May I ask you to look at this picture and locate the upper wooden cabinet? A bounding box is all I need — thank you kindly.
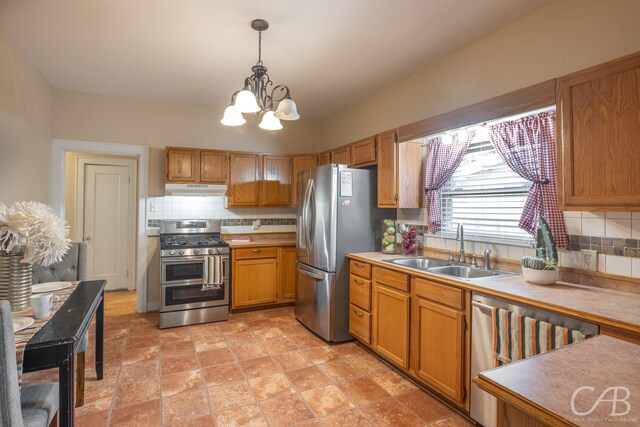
[166,148,227,184]
[291,154,318,207]
[557,52,640,210]
[166,148,199,183]
[261,155,291,206]
[199,151,227,184]
[377,130,423,208]
[331,146,351,166]
[228,153,260,207]
[318,151,331,166]
[351,137,377,167]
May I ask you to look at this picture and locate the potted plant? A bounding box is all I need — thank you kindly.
[0,202,70,310]
[521,217,558,285]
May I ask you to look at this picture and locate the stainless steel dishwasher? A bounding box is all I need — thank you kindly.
[470,292,599,427]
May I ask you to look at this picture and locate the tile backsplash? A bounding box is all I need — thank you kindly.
[146,196,296,234]
[400,209,640,279]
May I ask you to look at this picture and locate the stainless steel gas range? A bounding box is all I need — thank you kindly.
[159,219,229,328]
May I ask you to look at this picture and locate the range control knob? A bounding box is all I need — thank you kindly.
[178,249,185,255]
[169,249,176,255]
[193,249,200,255]
[208,248,215,254]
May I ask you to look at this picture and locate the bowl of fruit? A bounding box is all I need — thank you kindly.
[381,219,397,254]
[400,225,418,256]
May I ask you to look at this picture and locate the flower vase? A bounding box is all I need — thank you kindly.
[0,254,33,311]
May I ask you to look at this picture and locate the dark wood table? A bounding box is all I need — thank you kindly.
[22,280,107,427]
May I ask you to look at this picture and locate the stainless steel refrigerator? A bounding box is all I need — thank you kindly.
[295,164,395,342]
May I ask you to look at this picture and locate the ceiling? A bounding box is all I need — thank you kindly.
[0,0,550,119]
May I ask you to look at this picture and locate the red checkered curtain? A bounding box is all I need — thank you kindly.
[424,131,473,233]
[488,111,568,248]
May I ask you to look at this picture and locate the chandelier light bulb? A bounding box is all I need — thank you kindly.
[221,105,246,126]
[274,97,300,121]
[233,89,260,113]
[258,111,283,130]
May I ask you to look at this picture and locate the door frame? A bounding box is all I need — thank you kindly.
[52,139,149,313]
[76,157,138,291]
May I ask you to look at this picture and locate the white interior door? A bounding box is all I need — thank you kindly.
[79,160,137,291]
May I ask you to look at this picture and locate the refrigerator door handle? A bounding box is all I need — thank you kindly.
[303,178,314,250]
[307,180,316,249]
[298,268,325,281]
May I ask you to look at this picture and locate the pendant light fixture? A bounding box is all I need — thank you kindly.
[221,19,300,130]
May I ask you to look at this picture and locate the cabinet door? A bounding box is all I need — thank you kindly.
[351,137,377,167]
[200,150,227,184]
[331,146,351,166]
[291,155,318,207]
[372,284,410,369]
[318,151,331,166]
[262,155,291,206]
[557,52,640,210]
[280,247,297,302]
[377,130,398,207]
[233,258,278,308]
[228,153,260,207]
[166,148,199,183]
[415,298,465,404]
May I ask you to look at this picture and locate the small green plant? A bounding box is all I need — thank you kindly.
[521,217,559,271]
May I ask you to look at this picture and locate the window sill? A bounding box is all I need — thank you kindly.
[428,232,535,248]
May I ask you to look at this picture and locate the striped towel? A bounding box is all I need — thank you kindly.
[492,307,586,367]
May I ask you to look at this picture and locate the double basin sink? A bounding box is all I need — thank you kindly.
[384,257,516,281]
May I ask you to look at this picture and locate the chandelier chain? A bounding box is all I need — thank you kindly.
[257,30,262,65]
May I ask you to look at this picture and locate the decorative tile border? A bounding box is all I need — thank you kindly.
[221,218,296,226]
[568,235,638,258]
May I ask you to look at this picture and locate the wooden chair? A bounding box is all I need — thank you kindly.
[31,242,89,407]
[0,301,59,427]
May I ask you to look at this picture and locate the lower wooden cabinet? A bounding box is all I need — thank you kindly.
[232,244,297,309]
[372,283,410,369]
[415,298,466,404]
[280,247,297,302]
[349,304,371,344]
[349,260,470,410]
[233,257,278,308]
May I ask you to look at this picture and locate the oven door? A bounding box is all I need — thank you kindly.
[161,257,205,285]
[160,282,229,312]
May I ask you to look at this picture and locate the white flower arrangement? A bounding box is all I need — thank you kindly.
[0,201,71,266]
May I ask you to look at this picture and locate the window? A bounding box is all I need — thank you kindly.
[438,128,533,244]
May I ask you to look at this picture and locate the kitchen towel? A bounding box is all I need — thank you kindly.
[492,306,586,367]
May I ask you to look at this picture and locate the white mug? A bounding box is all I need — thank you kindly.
[30,293,60,319]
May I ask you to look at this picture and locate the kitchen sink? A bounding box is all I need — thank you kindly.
[384,257,516,280]
[385,257,450,270]
[428,265,516,279]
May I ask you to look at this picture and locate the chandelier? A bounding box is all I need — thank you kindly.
[221,19,300,130]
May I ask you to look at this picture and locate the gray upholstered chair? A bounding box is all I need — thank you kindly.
[32,242,89,407]
[0,301,59,427]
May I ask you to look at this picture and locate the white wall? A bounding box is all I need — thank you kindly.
[0,29,53,203]
[318,0,640,148]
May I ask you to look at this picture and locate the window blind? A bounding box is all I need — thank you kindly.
[439,139,534,244]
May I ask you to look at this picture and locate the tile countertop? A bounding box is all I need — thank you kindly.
[347,252,640,334]
[474,335,640,426]
[225,238,296,248]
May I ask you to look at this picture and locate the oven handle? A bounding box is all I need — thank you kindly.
[161,257,206,264]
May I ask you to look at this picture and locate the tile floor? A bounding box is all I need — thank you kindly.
[22,307,473,427]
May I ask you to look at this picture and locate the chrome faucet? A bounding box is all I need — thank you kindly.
[456,223,465,263]
[483,249,492,270]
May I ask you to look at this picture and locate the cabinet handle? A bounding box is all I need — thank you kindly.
[394,194,398,201]
[353,310,364,318]
[354,279,364,285]
[354,262,364,268]
[252,249,262,253]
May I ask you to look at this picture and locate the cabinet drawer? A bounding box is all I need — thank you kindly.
[234,247,278,260]
[350,274,372,312]
[415,278,464,310]
[350,260,371,279]
[373,267,409,293]
[349,304,371,344]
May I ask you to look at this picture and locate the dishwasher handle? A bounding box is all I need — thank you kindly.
[471,300,494,312]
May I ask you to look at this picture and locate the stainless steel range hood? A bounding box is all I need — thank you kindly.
[164,183,227,196]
